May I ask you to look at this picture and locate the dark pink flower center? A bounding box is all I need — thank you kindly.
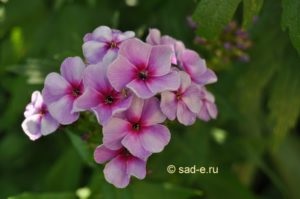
[175,91,183,100]
[119,148,133,161]
[104,95,114,104]
[132,123,141,131]
[107,41,119,49]
[69,83,83,99]
[102,90,120,105]
[72,88,82,97]
[39,106,48,115]
[138,70,148,81]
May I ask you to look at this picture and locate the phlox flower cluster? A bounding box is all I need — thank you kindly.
[22,26,218,188]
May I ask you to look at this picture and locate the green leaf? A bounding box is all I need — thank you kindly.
[8,192,75,199]
[242,0,264,28]
[67,130,95,166]
[268,56,300,148]
[272,135,300,199]
[192,0,241,39]
[281,0,300,54]
[44,147,83,192]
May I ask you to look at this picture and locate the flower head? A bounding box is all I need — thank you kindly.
[94,145,147,188]
[108,38,180,99]
[197,87,218,121]
[22,91,59,140]
[179,49,217,85]
[42,57,85,125]
[146,28,185,65]
[160,71,201,126]
[74,62,132,125]
[103,97,170,159]
[83,26,135,64]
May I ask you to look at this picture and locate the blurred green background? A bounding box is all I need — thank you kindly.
[0,0,300,198]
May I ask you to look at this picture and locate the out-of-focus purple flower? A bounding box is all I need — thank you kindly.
[94,145,147,188]
[146,28,185,64]
[223,42,232,50]
[198,87,218,121]
[22,91,59,141]
[74,62,132,125]
[102,97,170,160]
[194,36,207,45]
[238,54,250,62]
[186,16,198,30]
[160,71,201,126]
[107,38,180,99]
[179,49,217,85]
[42,57,85,125]
[83,26,135,64]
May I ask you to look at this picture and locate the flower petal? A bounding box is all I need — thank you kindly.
[42,73,70,105]
[103,118,130,150]
[146,28,161,45]
[48,95,79,125]
[140,124,171,153]
[147,71,180,94]
[121,134,151,160]
[148,45,172,76]
[60,57,85,85]
[94,145,118,164]
[83,63,110,91]
[31,91,43,109]
[197,105,210,121]
[160,91,177,120]
[180,49,207,81]
[83,33,93,42]
[127,157,147,179]
[107,55,136,91]
[92,26,112,41]
[141,97,166,125]
[111,94,133,115]
[24,103,36,118]
[116,31,135,42]
[73,87,102,112]
[182,84,201,114]
[92,103,112,125]
[178,71,192,92]
[197,68,218,85]
[127,79,154,99]
[21,114,41,141]
[40,114,59,136]
[104,156,130,188]
[119,38,152,66]
[176,101,196,126]
[82,41,107,64]
[125,96,144,123]
[207,102,218,119]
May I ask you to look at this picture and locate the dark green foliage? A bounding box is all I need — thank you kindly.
[1,0,300,198]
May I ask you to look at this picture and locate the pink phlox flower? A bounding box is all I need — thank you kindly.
[42,57,85,125]
[83,26,135,64]
[178,49,217,85]
[102,96,170,160]
[146,28,185,65]
[198,87,218,121]
[160,71,201,126]
[94,144,147,188]
[22,91,59,140]
[73,62,132,125]
[108,38,180,99]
